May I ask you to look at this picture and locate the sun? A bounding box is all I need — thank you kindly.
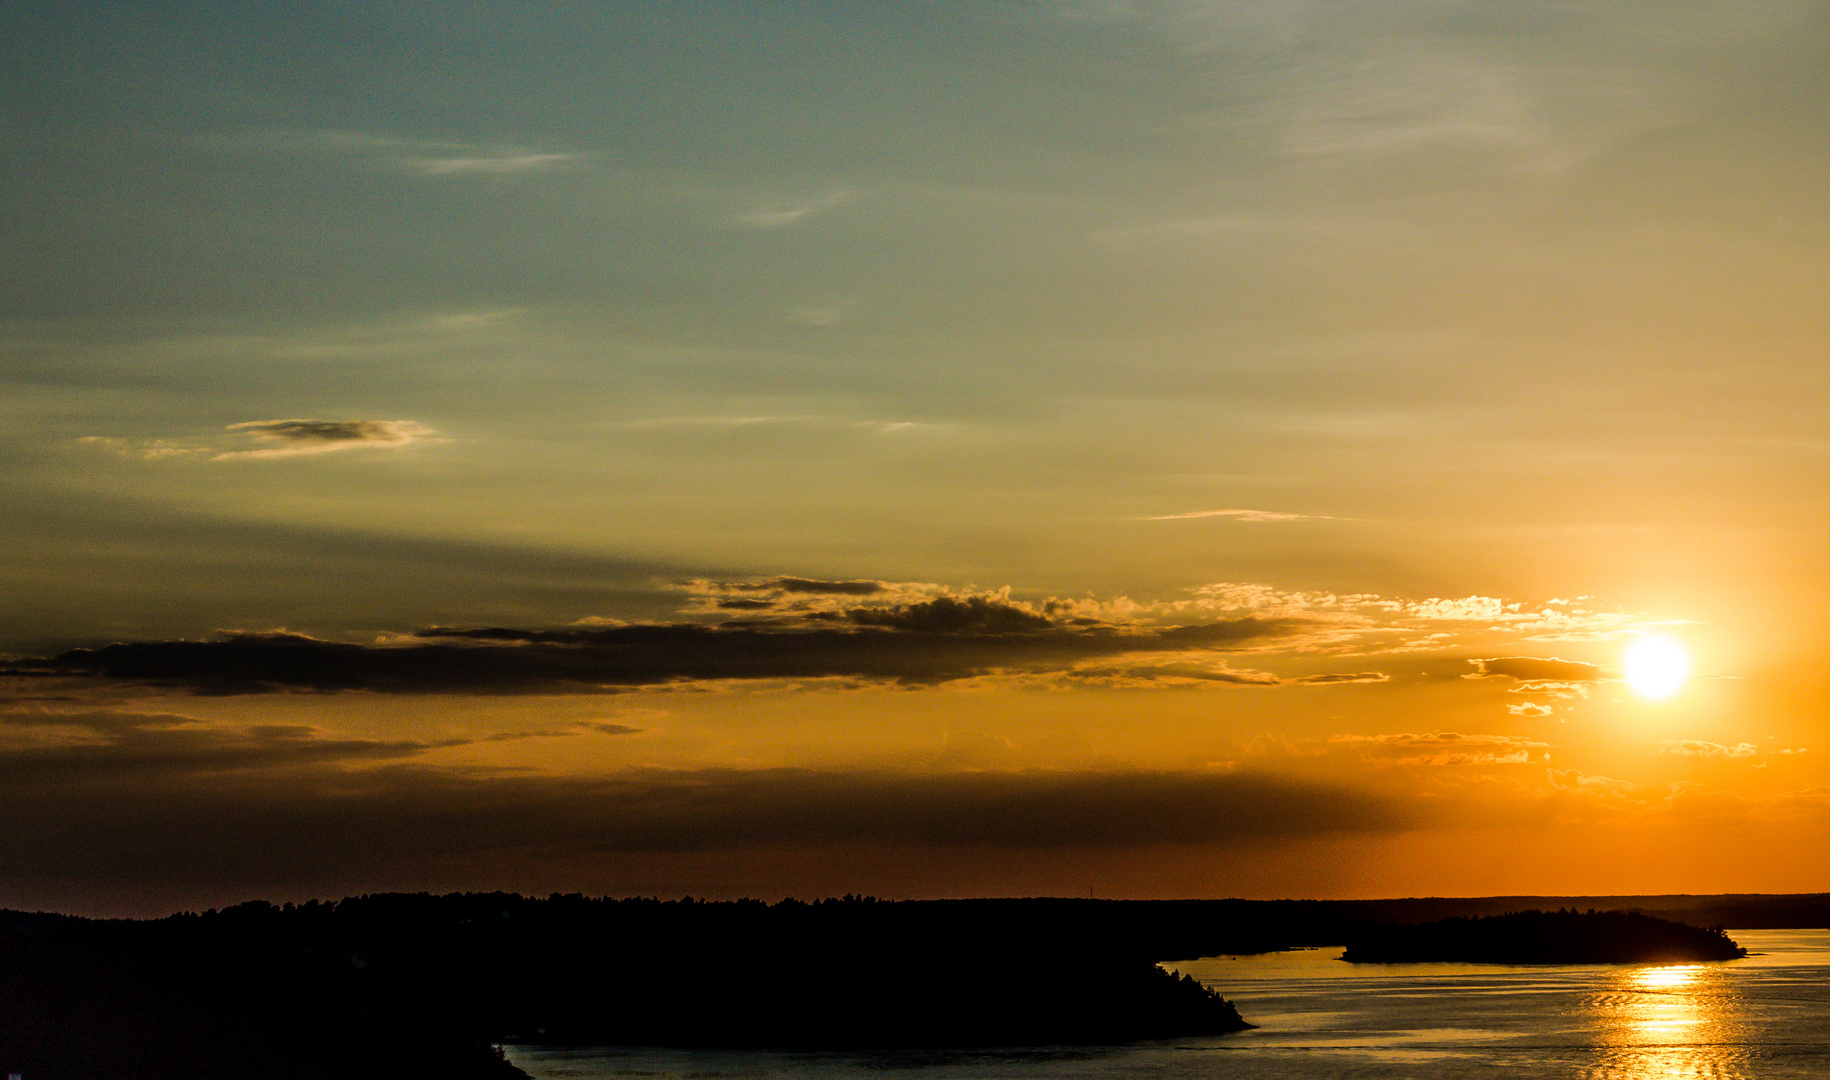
[1624,636,1690,700]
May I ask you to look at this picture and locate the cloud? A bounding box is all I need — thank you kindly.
[1509,682,1588,700]
[674,577,1666,667]
[846,595,1055,634]
[1054,656,1284,689]
[22,597,1313,696]
[1333,732,1549,750]
[0,760,1431,911]
[1289,671,1389,685]
[732,192,854,229]
[258,129,585,178]
[680,580,1080,625]
[1176,585,1668,647]
[1507,702,1554,717]
[0,709,438,783]
[1141,508,1325,522]
[216,419,434,459]
[400,152,582,176]
[1467,656,1604,682]
[1278,48,1551,164]
[696,577,889,597]
[77,420,437,463]
[1411,596,1510,620]
[1153,619,1297,644]
[1547,769,1631,791]
[1330,732,1550,766]
[15,572,1677,697]
[1659,740,1759,759]
[76,436,210,461]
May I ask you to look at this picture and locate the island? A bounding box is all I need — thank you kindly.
[1341,908,1748,964]
[0,893,1254,1079]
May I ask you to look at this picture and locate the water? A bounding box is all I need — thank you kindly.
[506,929,1830,1079]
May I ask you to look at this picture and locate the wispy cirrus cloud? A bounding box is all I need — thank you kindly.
[402,152,581,175]
[732,191,854,229]
[1140,508,1330,522]
[75,436,211,462]
[247,129,585,177]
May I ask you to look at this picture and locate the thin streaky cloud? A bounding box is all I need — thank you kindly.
[250,129,584,178]
[403,152,584,176]
[1141,508,1331,522]
[732,191,855,230]
[76,436,209,461]
[621,415,941,436]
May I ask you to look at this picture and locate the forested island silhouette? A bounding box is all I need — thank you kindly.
[0,893,1247,1079]
[2,891,1814,1078]
[1342,908,1748,964]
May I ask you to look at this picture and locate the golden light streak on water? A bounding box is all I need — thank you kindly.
[1582,963,1751,1079]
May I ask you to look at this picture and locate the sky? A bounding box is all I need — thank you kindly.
[5,0,1830,916]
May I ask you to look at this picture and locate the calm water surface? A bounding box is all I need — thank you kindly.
[507,929,1830,1079]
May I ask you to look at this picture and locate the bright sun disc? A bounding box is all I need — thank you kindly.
[1624,636,1690,700]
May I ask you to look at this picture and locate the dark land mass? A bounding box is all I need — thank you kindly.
[1301,892,1830,935]
[0,894,1250,1079]
[1340,908,1748,964]
[2,890,1819,1077]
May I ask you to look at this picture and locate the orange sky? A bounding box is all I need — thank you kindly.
[4,1,1829,914]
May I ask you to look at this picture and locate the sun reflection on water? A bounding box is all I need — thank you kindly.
[1633,965,1700,991]
[1582,963,1752,1079]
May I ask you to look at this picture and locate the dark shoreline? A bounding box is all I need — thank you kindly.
[3,891,1822,1077]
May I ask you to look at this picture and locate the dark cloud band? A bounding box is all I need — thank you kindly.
[24,604,1300,694]
[0,762,1426,913]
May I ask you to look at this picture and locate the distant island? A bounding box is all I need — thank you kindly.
[1341,909,1748,965]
